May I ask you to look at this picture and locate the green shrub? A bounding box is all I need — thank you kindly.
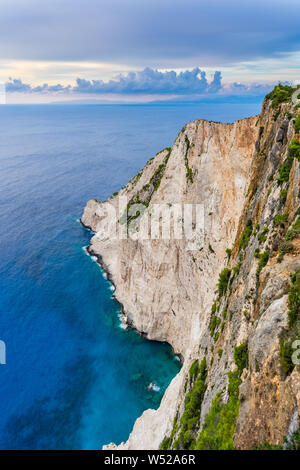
[257,251,270,276]
[280,188,288,204]
[120,148,171,226]
[226,248,232,259]
[239,220,253,251]
[278,159,292,183]
[274,213,289,227]
[287,269,300,327]
[266,84,294,109]
[218,349,223,358]
[233,261,242,276]
[295,114,300,133]
[279,241,295,254]
[258,226,269,243]
[195,365,243,450]
[289,138,300,159]
[159,415,179,450]
[159,436,172,450]
[184,136,194,183]
[174,358,207,449]
[214,332,219,342]
[285,217,300,240]
[189,360,199,381]
[194,392,239,450]
[210,315,221,337]
[227,370,242,398]
[234,342,248,375]
[217,268,231,297]
[278,139,300,183]
[280,338,294,374]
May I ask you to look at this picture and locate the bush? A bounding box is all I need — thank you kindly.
[278,159,292,183]
[226,248,232,259]
[287,269,300,327]
[233,261,242,276]
[280,188,288,204]
[279,241,295,254]
[210,315,221,337]
[266,84,294,109]
[289,138,300,159]
[227,370,242,398]
[258,226,269,243]
[278,139,300,183]
[194,350,245,450]
[239,220,253,251]
[174,358,207,449]
[189,360,199,381]
[295,114,300,133]
[234,342,248,375]
[285,217,300,240]
[274,213,289,227]
[217,268,231,297]
[194,392,239,450]
[257,251,270,276]
[160,436,172,450]
[280,338,294,374]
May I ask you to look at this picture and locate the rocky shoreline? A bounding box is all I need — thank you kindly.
[82,87,300,450]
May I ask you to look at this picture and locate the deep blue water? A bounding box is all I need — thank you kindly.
[0,101,261,449]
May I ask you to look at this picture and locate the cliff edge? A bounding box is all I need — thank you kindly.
[82,85,300,450]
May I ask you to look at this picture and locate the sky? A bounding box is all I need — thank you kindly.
[1,0,300,103]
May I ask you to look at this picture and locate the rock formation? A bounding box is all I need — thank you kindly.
[82,85,300,450]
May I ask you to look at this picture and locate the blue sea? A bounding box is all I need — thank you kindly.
[0,101,261,450]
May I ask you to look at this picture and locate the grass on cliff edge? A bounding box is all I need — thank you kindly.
[161,342,248,451]
[266,84,297,109]
[194,342,248,450]
[280,269,300,375]
[160,358,208,450]
[278,139,300,184]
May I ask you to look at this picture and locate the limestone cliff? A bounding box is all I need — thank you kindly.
[82,85,300,450]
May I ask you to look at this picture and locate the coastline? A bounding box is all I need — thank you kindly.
[80,101,300,449]
[81,217,183,355]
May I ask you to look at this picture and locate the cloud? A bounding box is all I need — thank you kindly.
[0,0,299,67]
[73,68,222,94]
[5,78,32,93]
[6,78,71,94]
[5,68,275,100]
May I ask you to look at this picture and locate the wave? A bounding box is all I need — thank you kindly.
[118,313,127,330]
[147,382,160,392]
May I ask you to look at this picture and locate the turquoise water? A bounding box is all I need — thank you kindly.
[0,101,261,449]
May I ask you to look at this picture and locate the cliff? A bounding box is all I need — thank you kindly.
[82,84,300,450]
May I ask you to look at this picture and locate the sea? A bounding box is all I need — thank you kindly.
[0,100,261,449]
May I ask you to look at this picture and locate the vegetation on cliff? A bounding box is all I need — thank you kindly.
[194,343,248,450]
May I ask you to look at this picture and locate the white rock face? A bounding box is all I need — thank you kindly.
[82,99,300,449]
[81,117,259,449]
